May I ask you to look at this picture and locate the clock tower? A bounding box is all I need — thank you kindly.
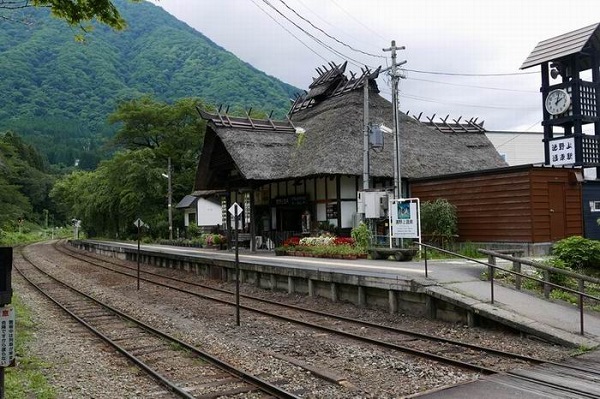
[521,23,600,173]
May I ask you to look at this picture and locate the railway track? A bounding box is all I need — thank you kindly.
[54,242,539,371]
[15,246,300,399]
[52,241,600,398]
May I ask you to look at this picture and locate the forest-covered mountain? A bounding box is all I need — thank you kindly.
[0,0,300,167]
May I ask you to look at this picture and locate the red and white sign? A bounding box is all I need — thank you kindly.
[0,305,15,367]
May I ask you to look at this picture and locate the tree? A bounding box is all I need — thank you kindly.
[1,0,140,30]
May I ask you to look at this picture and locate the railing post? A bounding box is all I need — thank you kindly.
[487,254,495,281]
[543,270,551,298]
[514,261,522,290]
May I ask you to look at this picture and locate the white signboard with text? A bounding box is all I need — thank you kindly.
[389,198,421,239]
[0,305,15,367]
[549,137,575,166]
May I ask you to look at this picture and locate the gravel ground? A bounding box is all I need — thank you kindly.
[13,241,575,398]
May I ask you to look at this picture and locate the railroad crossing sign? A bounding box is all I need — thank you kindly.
[228,202,243,216]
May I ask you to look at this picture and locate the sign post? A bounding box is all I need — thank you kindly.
[228,202,243,326]
[0,247,15,399]
[133,218,146,291]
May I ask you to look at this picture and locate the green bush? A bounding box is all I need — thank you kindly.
[351,222,372,250]
[420,198,457,247]
[540,257,573,286]
[552,236,600,269]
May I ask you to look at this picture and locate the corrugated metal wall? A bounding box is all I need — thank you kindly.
[411,167,582,243]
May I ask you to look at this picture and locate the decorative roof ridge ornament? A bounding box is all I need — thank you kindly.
[195,106,295,132]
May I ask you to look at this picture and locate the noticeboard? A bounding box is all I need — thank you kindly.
[389,198,421,239]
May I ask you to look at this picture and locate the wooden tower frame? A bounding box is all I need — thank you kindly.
[521,23,600,172]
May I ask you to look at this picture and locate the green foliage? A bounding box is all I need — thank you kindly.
[187,222,201,239]
[551,235,600,269]
[540,257,574,287]
[0,1,300,167]
[351,222,372,250]
[6,295,56,398]
[420,198,458,247]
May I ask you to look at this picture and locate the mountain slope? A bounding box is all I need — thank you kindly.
[0,0,299,166]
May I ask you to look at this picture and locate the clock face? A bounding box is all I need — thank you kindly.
[545,89,571,115]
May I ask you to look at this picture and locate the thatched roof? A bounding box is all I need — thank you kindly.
[194,66,507,191]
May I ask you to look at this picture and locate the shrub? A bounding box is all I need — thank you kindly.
[552,236,600,269]
[420,199,457,247]
[351,222,372,250]
[540,257,573,287]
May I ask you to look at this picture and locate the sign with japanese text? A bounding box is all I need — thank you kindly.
[549,137,575,166]
[0,305,15,367]
[389,198,420,239]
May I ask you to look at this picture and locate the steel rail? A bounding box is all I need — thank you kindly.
[17,247,299,399]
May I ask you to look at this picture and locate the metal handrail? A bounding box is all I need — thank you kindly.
[415,242,600,335]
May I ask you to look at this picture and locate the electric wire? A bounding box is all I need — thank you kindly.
[330,0,388,42]
[406,76,538,93]
[259,0,375,69]
[249,0,329,63]
[275,0,386,59]
[404,68,539,77]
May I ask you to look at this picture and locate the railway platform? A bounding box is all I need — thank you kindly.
[78,240,600,349]
[74,240,600,398]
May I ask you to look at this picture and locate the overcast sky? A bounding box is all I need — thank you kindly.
[149,0,600,132]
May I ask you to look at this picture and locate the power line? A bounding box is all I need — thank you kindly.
[397,91,539,110]
[259,0,372,69]
[249,0,329,63]
[404,68,538,77]
[275,0,386,59]
[406,76,538,93]
[330,0,388,41]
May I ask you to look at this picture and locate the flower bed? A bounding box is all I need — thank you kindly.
[276,235,366,259]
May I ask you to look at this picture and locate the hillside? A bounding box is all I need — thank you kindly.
[0,0,300,167]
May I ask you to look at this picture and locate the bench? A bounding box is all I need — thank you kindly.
[368,247,418,261]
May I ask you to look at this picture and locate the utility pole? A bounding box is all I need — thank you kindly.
[383,41,406,199]
[363,75,370,191]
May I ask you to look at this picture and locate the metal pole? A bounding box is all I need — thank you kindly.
[580,293,584,335]
[490,266,495,304]
[383,41,406,199]
[424,246,428,278]
[235,215,240,326]
[137,225,141,291]
[363,78,370,190]
[167,157,173,240]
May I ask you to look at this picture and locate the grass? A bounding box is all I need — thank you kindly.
[5,294,56,398]
[0,226,72,246]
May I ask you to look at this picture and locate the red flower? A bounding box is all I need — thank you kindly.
[333,237,355,246]
[283,236,301,247]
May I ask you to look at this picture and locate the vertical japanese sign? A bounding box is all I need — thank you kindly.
[0,305,14,367]
[549,137,575,166]
[389,198,420,239]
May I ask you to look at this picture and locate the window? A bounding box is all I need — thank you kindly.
[189,212,197,224]
[590,201,600,212]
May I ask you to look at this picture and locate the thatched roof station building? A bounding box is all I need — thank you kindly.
[192,62,506,245]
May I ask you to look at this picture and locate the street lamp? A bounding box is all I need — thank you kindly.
[162,157,173,240]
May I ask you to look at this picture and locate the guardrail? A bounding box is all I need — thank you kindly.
[416,242,600,335]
